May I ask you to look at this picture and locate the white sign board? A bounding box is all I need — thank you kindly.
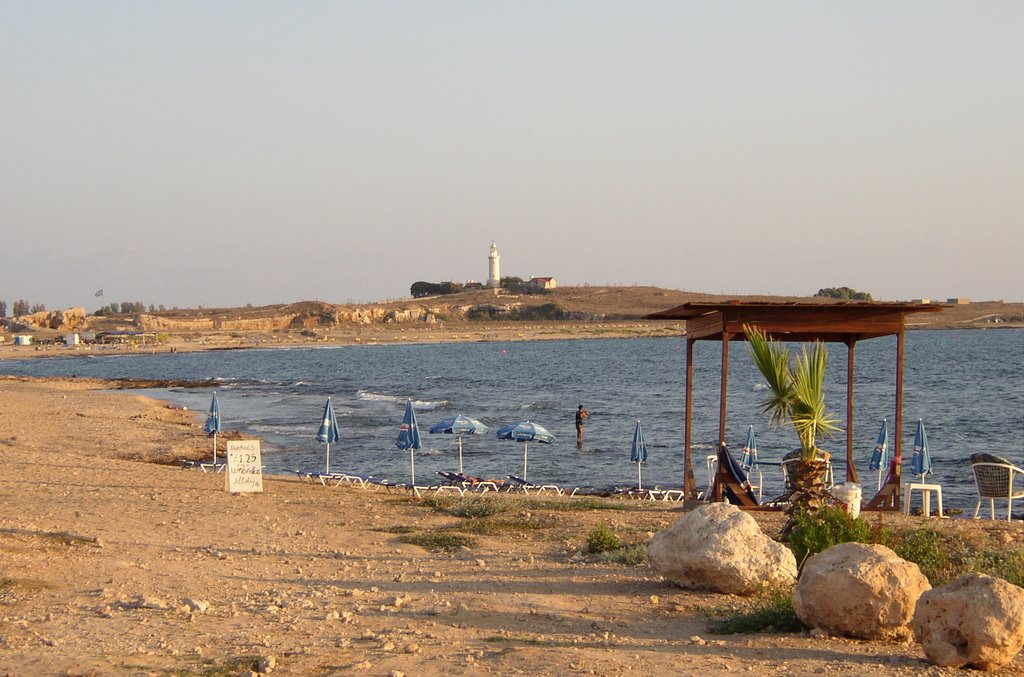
[225,440,263,493]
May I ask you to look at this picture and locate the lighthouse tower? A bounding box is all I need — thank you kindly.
[486,242,501,288]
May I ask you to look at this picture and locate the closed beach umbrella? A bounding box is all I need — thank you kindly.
[204,392,222,464]
[630,419,649,490]
[869,419,889,489]
[316,397,341,474]
[740,425,758,473]
[496,421,555,482]
[429,414,490,475]
[910,419,931,481]
[396,399,422,486]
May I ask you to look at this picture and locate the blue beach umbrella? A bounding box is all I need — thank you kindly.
[910,419,931,481]
[869,419,889,489]
[429,414,490,475]
[204,392,222,464]
[396,399,422,486]
[630,419,649,490]
[316,397,341,474]
[496,421,556,482]
[740,425,758,474]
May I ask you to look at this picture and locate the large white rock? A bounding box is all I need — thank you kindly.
[793,542,930,640]
[913,573,1024,671]
[647,503,797,596]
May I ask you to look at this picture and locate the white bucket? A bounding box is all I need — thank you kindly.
[830,482,862,519]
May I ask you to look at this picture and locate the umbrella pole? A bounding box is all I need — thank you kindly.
[523,442,529,482]
[638,461,642,491]
[458,436,464,475]
[326,443,330,475]
[410,449,416,487]
[213,432,217,465]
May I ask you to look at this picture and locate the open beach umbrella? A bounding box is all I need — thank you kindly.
[203,392,222,464]
[429,414,490,475]
[869,419,889,489]
[910,419,931,482]
[739,425,758,474]
[496,421,555,482]
[316,397,341,474]
[630,419,648,490]
[396,399,422,486]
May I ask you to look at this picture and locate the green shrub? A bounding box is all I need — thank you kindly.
[597,543,648,565]
[708,588,805,635]
[974,550,1024,588]
[526,497,637,512]
[587,524,622,553]
[400,532,476,551]
[891,528,952,582]
[456,517,554,535]
[786,506,875,566]
[888,527,1023,588]
[421,494,521,518]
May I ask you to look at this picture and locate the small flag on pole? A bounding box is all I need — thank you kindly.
[94,289,103,297]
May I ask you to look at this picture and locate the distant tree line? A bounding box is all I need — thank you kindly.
[466,302,572,322]
[94,302,166,316]
[0,300,46,317]
[815,287,873,301]
[410,276,545,298]
[410,281,467,298]
[0,299,170,320]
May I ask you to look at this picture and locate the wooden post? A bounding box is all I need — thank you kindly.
[846,339,858,484]
[719,331,731,450]
[684,338,695,499]
[894,328,905,511]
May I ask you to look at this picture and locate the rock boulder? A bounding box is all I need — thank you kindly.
[793,542,930,640]
[17,307,87,331]
[647,502,797,596]
[913,573,1024,671]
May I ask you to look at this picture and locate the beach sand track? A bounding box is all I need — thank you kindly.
[0,377,1021,675]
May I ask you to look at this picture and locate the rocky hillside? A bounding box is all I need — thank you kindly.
[10,287,1023,335]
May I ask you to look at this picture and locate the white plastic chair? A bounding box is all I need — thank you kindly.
[971,461,1024,520]
[705,454,718,498]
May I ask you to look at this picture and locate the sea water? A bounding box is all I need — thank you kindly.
[2,329,1021,511]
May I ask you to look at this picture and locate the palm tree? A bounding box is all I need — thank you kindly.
[744,324,840,516]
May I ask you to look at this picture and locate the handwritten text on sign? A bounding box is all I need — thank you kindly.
[225,440,263,493]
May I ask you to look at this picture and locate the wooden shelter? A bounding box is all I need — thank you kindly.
[645,301,942,509]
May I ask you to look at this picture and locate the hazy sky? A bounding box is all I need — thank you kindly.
[2,2,1021,310]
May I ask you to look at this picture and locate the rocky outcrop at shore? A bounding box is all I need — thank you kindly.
[130,301,552,332]
[12,307,88,332]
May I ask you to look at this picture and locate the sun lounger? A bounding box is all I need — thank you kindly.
[430,484,467,496]
[297,471,395,492]
[506,475,564,495]
[568,486,618,497]
[436,471,501,493]
[180,459,225,473]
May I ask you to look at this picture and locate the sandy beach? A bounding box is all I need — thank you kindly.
[0,376,1021,676]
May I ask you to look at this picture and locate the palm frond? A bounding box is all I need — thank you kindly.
[745,327,840,461]
[743,325,792,428]
[790,342,841,457]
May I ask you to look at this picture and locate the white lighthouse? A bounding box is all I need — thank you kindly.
[486,242,501,288]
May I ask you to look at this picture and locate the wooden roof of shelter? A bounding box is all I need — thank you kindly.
[646,300,942,342]
[644,300,943,509]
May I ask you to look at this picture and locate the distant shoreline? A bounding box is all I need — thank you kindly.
[1,317,1020,363]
